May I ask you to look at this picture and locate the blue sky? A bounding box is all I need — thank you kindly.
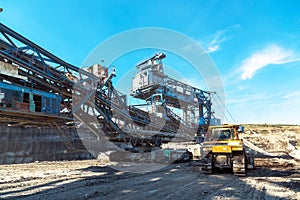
[1,0,300,124]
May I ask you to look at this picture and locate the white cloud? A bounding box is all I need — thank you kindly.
[282,91,300,99]
[202,25,239,53]
[226,93,268,105]
[206,34,230,53]
[207,44,220,53]
[239,44,299,80]
[224,92,295,124]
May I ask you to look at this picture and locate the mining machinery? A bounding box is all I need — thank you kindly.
[130,53,217,139]
[200,124,254,176]
[0,23,255,175]
[0,23,217,155]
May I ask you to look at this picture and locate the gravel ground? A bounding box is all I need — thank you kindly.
[1,125,299,200]
[0,158,299,200]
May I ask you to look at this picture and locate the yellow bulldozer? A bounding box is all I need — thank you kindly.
[200,124,254,176]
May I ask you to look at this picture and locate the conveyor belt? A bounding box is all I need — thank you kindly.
[0,23,196,148]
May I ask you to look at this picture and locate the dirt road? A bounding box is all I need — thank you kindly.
[0,158,299,200]
[1,125,299,199]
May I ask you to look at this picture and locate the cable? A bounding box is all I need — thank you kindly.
[215,93,236,124]
[212,95,230,123]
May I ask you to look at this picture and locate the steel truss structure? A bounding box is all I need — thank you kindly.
[0,23,216,151]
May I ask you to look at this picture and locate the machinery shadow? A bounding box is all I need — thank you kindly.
[0,162,296,200]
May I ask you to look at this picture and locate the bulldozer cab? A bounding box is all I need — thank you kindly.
[205,125,244,141]
[206,128,232,141]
